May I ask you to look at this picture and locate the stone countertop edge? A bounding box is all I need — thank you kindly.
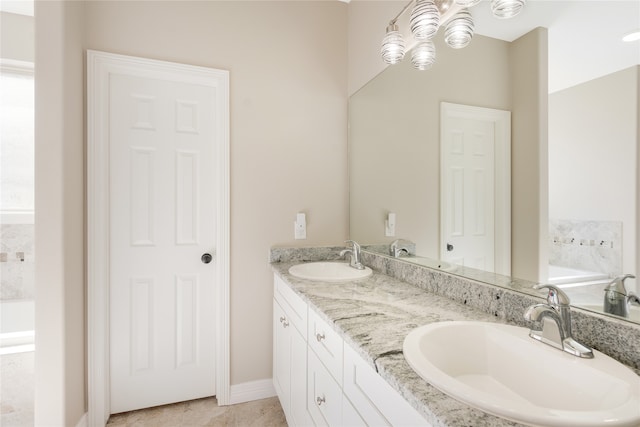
[269,246,640,427]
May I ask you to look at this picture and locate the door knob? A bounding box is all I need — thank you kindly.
[201,253,213,264]
[446,243,454,252]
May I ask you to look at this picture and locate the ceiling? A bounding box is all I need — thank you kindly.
[469,0,640,92]
[0,0,33,16]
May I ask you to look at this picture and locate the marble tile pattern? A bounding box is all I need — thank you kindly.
[549,218,622,276]
[0,224,35,301]
[106,396,286,427]
[271,247,640,427]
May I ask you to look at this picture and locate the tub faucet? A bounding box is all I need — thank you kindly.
[604,274,637,318]
[389,239,415,258]
[340,240,365,270]
[524,284,593,358]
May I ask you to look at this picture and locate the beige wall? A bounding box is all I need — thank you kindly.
[34,1,86,425]
[347,1,398,96]
[1,11,34,62]
[637,66,640,293]
[509,27,549,283]
[36,2,348,423]
[349,32,511,258]
[549,66,638,290]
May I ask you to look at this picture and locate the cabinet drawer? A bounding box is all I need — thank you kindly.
[274,274,308,335]
[308,308,343,385]
[343,345,431,427]
[308,350,343,427]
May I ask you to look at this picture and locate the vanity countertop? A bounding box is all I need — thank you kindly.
[271,261,526,427]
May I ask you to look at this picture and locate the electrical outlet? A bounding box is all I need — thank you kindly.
[294,213,306,240]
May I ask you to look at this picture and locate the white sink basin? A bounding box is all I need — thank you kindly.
[403,321,640,427]
[288,262,372,282]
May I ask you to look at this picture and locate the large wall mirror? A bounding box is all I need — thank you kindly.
[349,0,640,323]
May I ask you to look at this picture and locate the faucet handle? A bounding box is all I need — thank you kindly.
[344,240,360,250]
[534,284,571,307]
[605,274,636,295]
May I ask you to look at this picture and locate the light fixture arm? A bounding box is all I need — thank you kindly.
[388,0,416,26]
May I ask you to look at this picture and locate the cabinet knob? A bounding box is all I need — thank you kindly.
[279,316,289,328]
[316,396,326,406]
[316,332,325,342]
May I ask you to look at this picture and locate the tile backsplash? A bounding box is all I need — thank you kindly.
[1,224,35,301]
[549,219,622,276]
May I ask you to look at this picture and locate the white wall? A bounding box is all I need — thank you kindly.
[549,66,638,290]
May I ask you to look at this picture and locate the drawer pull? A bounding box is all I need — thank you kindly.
[316,396,326,406]
[316,332,325,342]
[280,316,289,328]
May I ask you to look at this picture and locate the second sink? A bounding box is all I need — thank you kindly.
[288,262,372,282]
[403,321,640,427]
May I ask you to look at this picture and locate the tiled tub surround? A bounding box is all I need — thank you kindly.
[270,246,640,427]
[548,218,622,277]
[0,224,35,301]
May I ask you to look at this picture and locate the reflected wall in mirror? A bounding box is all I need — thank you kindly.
[349,0,640,322]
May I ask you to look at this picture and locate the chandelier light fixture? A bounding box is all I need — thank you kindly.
[410,0,441,40]
[444,9,475,49]
[381,0,526,70]
[411,41,437,70]
[381,23,407,65]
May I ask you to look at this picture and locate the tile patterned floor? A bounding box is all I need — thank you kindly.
[0,351,35,427]
[107,396,287,427]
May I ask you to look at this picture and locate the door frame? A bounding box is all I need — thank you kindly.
[440,102,511,275]
[87,50,230,426]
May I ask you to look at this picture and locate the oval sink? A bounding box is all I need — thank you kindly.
[403,321,640,427]
[288,262,372,282]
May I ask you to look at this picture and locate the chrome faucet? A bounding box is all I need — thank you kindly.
[389,239,415,258]
[340,240,365,270]
[604,274,637,318]
[524,284,593,358]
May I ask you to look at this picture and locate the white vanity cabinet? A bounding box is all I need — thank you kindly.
[343,345,431,427]
[273,276,313,426]
[273,274,431,427]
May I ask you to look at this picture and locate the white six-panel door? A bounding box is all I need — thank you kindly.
[440,103,511,275]
[441,115,496,271]
[109,73,217,413]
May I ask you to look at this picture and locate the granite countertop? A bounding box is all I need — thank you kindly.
[271,261,526,427]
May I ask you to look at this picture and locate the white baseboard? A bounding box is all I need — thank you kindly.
[75,412,88,427]
[228,378,276,405]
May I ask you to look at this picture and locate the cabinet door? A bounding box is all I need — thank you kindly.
[291,326,313,426]
[342,395,367,427]
[273,299,291,417]
[308,350,343,426]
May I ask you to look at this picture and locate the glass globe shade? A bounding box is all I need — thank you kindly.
[410,0,440,40]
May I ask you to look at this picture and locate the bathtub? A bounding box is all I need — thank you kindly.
[547,264,610,286]
[0,299,35,354]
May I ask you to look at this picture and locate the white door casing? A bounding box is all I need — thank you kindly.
[88,50,230,425]
[440,102,511,275]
